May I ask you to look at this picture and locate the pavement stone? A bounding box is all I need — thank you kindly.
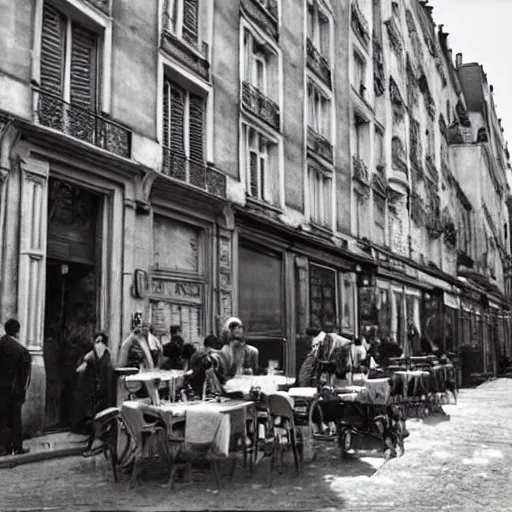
[1,379,512,511]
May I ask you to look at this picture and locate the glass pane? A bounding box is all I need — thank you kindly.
[249,151,258,196]
[153,216,201,272]
[256,59,265,90]
[259,156,265,200]
[342,275,353,331]
[238,245,282,334]
[309,264,337,331]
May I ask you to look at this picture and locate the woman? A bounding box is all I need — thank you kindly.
[117,327,154,370]
[73,332,113,453]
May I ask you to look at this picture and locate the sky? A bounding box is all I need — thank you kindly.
[428,0,512,144]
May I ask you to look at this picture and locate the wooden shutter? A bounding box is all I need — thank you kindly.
[70,22,98,110]
[170,83,185,156]
[182,0,199,44]
[188,94,204,163]
[163,81,170,147]
[40,3,66,95]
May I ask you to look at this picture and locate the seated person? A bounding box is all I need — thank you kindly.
[161,325,185,370]
[220,317,259,378]
[203,334,221,353]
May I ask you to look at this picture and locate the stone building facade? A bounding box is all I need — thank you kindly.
[0,0,511,435]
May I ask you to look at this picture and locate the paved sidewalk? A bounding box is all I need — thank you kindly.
[2,379,512,511]
[0,431,88,469]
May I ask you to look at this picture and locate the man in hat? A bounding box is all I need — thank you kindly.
[220,317,259,378]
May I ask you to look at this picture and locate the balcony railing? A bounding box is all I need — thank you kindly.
[85,0,110,15]
[34,88,131,159]
[307,126,333,163]
[240,0,279,41]
[242,81,280,131]
[161,148,227,199]
[306,38,331,87]
[160,28,210,81]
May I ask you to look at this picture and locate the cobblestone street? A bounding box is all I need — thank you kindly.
[2,379,512,512]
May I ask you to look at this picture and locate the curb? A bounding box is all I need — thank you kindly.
[0,445,86,469]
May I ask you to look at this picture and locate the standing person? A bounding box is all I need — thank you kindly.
[220,317,259,377]
[74,332,113,454]
[147,325,163,367]
[0,319,32,456]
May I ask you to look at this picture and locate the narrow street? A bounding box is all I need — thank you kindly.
[2,378,512,512]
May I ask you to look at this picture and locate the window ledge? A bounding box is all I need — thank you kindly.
[245,195,283,214]
[310,221,334,237]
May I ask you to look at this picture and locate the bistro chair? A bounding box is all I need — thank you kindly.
[120,401,170,487]
[266,392,303,487]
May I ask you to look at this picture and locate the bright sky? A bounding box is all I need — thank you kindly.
[428,0,512,145]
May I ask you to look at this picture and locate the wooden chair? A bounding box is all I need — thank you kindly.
[266,393,303,487]
[120,401,170,487]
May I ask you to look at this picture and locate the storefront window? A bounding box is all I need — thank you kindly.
[309,264,337,331]
[341,274,354,334]
[391,290,404,346]
[423,292,442,349]
[239,245,283,335]
[444,307,458,353]
[376,287,391,338]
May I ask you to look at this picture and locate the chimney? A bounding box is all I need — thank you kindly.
[448,49,453,65]
[456,53,463,67]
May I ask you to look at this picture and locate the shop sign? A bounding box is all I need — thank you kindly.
[443,292,460,310]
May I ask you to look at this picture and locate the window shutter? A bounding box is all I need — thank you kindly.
[182,0,199,44]
[188,94,205,163]
[163,82,170,147]
[40,4,66,95]
[170,83,186,156]
[70,22,98,110]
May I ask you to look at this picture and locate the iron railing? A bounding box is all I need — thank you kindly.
[161,148,227,199]
[242,81,280,130]
[306,38,331,87]
[34,89,131,159]
[307,126,333,163]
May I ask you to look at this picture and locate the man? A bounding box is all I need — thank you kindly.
[220,317,259,377]
[0,319,32,455]
[161,325,185,370]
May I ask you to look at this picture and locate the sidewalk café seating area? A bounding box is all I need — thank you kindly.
[90,344,457,490]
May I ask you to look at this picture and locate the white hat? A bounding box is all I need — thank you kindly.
[222,317,243,333]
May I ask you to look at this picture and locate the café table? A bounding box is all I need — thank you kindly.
[125,369,186,405]
[223,375,296,397]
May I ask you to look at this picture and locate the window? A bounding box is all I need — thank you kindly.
[373,195,386,245]
[375,128,385,170]
[242,124,279,204]
[162,79,205,173]
[462,209,472,255]
[307,82,331,140]
[341,274,355,333]
[151,215,207,346]
[239,244,283,335]
[309,264,337,331]
[353,51,366,96]
[426,125,435,158]
[354,114,369,162]
[307,0,330,59]
[356,193,369,238]
[40,3,100,111]
[243,28,278,100]
[167,0,199,45]
[308,165,332,227]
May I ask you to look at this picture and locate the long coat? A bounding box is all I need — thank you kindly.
[0,334,32,406]
[72,349,113,432]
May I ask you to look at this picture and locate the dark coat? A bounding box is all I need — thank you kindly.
[71,349,113,432]
[0,334,32,405]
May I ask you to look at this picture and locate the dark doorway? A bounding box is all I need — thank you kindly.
[43,179,101,431]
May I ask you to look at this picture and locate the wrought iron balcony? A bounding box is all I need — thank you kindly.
[242,81,280,131]
[34,88,131,159]
[85,0,110,15]
[306,38,331,88]
[161,148,226,199]
[240,0,279,41]
[307,126,333,163]
[160,28,209,81]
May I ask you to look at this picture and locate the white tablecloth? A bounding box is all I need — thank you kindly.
[223,375,295,396]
